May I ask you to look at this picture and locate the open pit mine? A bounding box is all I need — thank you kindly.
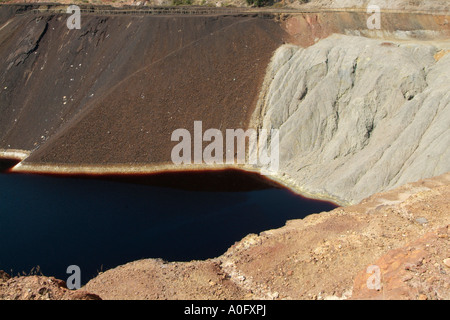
[0,0,449,301]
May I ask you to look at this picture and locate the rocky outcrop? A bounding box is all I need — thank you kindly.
[352,226,450,300]
[0,274,101,300]
[252,34,450,205]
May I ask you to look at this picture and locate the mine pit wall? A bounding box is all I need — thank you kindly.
[1,5,449,206]
[0,8,286,165]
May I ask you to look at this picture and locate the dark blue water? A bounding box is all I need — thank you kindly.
[0,171,337,284]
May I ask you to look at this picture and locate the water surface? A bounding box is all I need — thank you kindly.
[0,171,337,284]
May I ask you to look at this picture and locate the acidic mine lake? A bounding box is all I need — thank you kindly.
[0,170,337,284]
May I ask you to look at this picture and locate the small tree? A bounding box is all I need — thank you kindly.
[172,0,192,5]
[246,0,274,7]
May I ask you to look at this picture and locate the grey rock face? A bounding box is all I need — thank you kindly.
[253,35,450,205]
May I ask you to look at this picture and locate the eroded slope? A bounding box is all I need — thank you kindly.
[253,34,450,205]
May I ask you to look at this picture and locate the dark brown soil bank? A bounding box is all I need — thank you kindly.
[0,7,286,165]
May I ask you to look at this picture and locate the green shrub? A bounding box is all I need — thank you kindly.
[246,0,274,7]
[172,0,192,5]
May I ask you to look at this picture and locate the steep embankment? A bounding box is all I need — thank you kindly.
[0,7,286,168]
[252,34,450,205]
